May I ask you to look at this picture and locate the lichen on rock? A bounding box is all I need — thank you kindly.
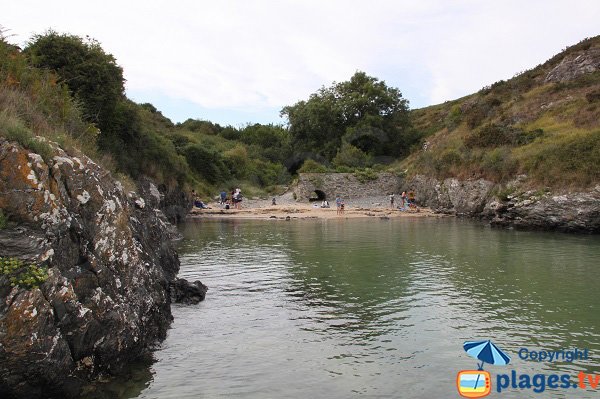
[0,137,204,398]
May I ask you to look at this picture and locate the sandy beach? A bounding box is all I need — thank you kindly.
[188,195,441,220]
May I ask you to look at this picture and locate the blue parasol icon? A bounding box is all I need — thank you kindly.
[463,340,511,391]
[463,340,511,370]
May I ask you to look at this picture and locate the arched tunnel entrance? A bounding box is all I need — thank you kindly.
[308,190,327,202]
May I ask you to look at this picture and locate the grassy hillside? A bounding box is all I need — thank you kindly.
[0,34,290,200]
[400,36,600,189]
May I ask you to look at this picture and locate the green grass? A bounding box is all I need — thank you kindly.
[402,36,600,189]
[0,110,54,161]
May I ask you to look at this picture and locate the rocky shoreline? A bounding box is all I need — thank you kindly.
[407,175,600,233]
[292,172,599,233]
[0,138,206,398]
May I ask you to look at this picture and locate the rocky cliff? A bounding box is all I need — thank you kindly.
[406,175,600,233]
[0,138,206,398]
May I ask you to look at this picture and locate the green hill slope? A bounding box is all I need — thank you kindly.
[402,36,600,189]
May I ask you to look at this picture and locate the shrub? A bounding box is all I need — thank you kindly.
[439,148,462,167]
[332,142,371,168]
[298,159,328,173]
[353,168,378,183]
[524,130,600,187]
[586,89,600,103]
[0,257,48,289]
[184,144,230,184]
[0,111,54,161]
[465,124,543,148]
[445,104,462,130]
[481,147,517,180]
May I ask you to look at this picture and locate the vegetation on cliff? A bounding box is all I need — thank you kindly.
[399,36,600,189]
[0,29,292,200]
[2,26,598,204]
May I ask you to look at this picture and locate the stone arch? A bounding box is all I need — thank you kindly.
[309,189,327,202]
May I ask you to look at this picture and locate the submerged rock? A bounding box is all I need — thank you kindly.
[170,278,208,305]
[0,138,205,398]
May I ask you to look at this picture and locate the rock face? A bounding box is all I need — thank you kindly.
[406,175,600,233]
[486,188,600,232]
[0,138,204,398]
[137,177,191,225]
[405,176,495,216]
[545,46,600,83]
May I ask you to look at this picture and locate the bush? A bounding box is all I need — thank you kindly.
[353,168,378,183]
[481,147,517,180]
[524,130,600,187]
[465,124,543,148]
[445,104,462,130]
[439,148,462,167]
[184,144,230,184]
[586,89,600,103]
[332,142,372,168]
[223,145,249,178]
[298,159,328,173]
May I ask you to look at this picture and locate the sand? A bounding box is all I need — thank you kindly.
[187,198,441,221]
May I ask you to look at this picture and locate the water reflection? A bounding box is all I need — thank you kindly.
[96,218,600,398]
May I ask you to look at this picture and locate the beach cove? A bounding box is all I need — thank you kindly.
[98,217,600,398]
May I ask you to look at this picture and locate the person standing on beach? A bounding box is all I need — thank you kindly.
[336,196,342,215]
[401,191,407,209]
[390,193,395,209]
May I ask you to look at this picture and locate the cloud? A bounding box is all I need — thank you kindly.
[3,0,600,123]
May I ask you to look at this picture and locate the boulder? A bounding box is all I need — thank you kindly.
[170,278,208,305]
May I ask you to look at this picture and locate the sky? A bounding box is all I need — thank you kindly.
[3,1,600,127]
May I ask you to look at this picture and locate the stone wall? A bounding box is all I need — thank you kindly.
[293,172,403,202]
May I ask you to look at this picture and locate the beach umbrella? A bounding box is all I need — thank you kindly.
[463,340,511,369]
[462,340,511,392]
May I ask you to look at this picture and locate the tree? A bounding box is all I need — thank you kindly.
[281,71,411,161]
[24,31,124,132]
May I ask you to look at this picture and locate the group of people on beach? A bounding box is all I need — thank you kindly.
[192,188,418,214]
[219,188,243,209]
[390,190,417,210]
[191,188,243,210]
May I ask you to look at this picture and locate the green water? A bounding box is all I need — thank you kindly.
[112,218,600,398]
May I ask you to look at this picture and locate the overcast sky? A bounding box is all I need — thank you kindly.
[3,1,600,126]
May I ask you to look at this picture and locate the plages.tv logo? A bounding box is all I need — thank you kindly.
[457,340,511,398]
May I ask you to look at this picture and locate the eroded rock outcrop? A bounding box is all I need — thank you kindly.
[0,138,204,398]
[406,174,600,233]
[545,46,600,83]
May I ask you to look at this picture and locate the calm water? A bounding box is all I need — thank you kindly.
[105,218,600,398]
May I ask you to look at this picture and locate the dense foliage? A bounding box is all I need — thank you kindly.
[25,31,124,131]
[281,72,413,167]
[14,31,292,195]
